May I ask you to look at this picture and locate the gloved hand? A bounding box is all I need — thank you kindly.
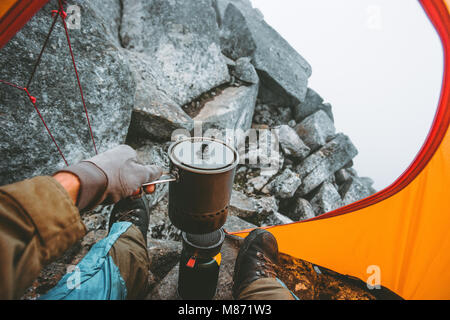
[56,145,162,211]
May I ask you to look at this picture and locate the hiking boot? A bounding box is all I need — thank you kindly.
[232,229,279,299]
[108,197,150,242]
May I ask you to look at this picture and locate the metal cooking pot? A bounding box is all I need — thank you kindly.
[143,137,239,234]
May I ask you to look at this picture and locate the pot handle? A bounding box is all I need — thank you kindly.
[142,172,178,187]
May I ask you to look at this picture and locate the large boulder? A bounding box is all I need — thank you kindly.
[120,0,230,107]
[88,0,123,44]
[193,76,258,132]
[125,52,193,142]
[295,110,336,151]
[192,57,259,135]
[121,0,234,143]
[296,134,358,196]
[220,1,311,105]
[0,0,135,185]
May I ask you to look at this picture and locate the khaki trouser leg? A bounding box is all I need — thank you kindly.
[108,225,150,300]
[238,278,295,300]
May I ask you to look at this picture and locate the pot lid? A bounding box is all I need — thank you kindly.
[170,138,236,171]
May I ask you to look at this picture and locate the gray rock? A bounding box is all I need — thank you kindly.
[229,190,279,226]
[148,264,180,300]
[335,168,352,185]
[136,143,170,208]
[262,212,294,227]
[148,196,182,241]
[324,173,340,191]
[293,88,334,123]
[125,52,194,142]
[120,0,230,107]
[136,143,170,170]
[265,169,302,199]
[234,57,259,84]
[252,104,293,127]
[147,238,182,282]
[310,182,344,216]
[220,2,311,105]
[255,195,279,217]
[194,74,258,132]
[339,177,375,206]
[88,0,123,44]
[276,125,310,160]
[295,110,336,151]
[0,0,135,185]
[223,215,257,233]
[296,134,358,196]
[247,174,271,192]
[321,103,334,122]
[213,0,255,27]
[286,198,316,222]
[222,54,236,67]
[230,190,256,218]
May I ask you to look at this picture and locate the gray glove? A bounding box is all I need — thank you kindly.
[57,145,162,211]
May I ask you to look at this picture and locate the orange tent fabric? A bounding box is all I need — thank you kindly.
[0,0,49,49]
[233,0,450,300]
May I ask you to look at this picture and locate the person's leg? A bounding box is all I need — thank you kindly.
[41,197,150,300]
[233,229,297,300]
[108,222,149,299]
[238,278,296,300]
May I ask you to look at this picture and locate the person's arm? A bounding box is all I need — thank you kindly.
[0,145,161,299]
[0,176,86,299]
[53,172,81,204]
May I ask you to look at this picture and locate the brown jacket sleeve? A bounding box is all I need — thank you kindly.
[0,176,86,299]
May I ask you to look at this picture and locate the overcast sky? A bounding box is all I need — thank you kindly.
[251,0,444,190]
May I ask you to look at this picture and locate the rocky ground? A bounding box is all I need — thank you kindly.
[24,229,377,300]
[0,0,377,300]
